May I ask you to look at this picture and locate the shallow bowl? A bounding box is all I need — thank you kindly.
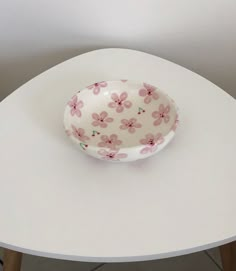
[64,80,179,162]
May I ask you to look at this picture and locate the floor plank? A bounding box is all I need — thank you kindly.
[0,248,220,271]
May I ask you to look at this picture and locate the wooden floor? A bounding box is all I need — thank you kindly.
[0,247,223,271]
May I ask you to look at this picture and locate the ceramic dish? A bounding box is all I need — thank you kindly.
[64,80,179,162]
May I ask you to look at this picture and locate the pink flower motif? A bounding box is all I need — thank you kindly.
[152,104,170,126]
[68,95,84,117]
[140,133,164,154]
[98,149,127,161]
[171,114,179,131]
[139,83,159,104]
[120,118,142,134]
[108,92,132,113]
[87,81,107,95]
[92,111,113,128]
[98,134,122,149]
[121,80,127,82]
[71,125,90,142]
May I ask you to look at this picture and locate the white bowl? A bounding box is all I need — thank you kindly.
[64,80,179,162]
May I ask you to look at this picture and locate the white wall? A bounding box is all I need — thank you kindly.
[0,0,236,100]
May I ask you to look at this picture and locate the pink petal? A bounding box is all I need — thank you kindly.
[87,85,95,89]
[109,151,117,155]
[129,127,135,133]
[121,119,129,125]
[98,149,108,156]
[124,101,132,108]
[77,100,84,108]
[111,93,119,101]
[139,88,147,97]
[120,125,127,130]
[116,106,124,113]
[108,143,115,149]
[100,122,107,128]
[99,81,107,87]
[140,147,150,154]
[140,138,148,145]
[165,105,170,113]
[120,92,128,101]
[116,140,122,145]
[101,135,108,141]
[78,128,84,135]
[108,102,116,108]
[154,118,162,126]
[152,92,159,100]
[143,82,151,89]
[134,123,142,128]
[152,111,159,118]
[75,110,81,117]
[164,115,170,123]
[110,134,118,140]
[109,144,116,148]
[72,95,77,102]
[144,96,151,104]
[92,121,99,126]
[93,86,100,95]
[130,118,136,122]
[144,83,156,91]
[92,113,99,120]
[105,117,113,123]
[98,142,106,147]
[68,100,74,107]
[116,153,127,159]
[100,111,108,119]
[70,108,76,116]
[159,104,165,112]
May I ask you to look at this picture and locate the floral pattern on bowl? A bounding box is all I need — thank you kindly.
[64,80,179,162]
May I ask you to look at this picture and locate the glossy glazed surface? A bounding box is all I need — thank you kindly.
[64,80,178,161]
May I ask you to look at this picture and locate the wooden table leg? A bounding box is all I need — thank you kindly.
[3,249,22,271]
[220,242,236,271]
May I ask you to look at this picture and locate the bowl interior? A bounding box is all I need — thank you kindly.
[64,80,178,149]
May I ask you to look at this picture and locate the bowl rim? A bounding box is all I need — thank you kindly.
[64,79,180,151]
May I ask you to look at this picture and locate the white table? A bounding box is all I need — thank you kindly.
[0,49,236,271]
